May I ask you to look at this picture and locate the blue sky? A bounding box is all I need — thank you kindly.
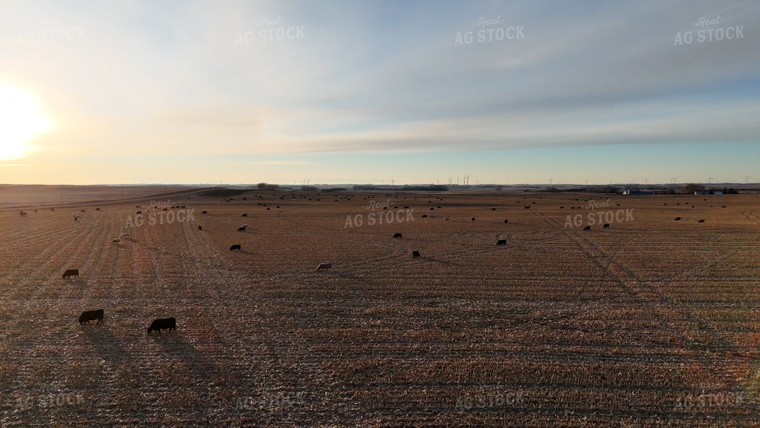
[0,0,758,185]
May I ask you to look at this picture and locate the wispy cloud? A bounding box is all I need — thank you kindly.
[0,0,757,184]
[229,161,311,165]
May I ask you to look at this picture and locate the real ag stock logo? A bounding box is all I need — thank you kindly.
[344,198,414,228]
[15,17,85,45]
[674,16,744,46]
[14,381,86,412]
[124,199,194,228]
[563,198,634,229]
[454,15,525,46]
[235,16,305,44]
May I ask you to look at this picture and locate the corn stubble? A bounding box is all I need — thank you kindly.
[0,191,758,426]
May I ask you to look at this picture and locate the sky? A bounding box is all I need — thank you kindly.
[0,0,758,185]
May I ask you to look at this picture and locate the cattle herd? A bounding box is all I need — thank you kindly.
[74,299,175,334]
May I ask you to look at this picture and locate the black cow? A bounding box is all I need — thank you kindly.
[412,251,421,258]
[62,269,79,279]
[136,211,142,214]
[675,217,681,221]
[524,205,531,209]
[698,219,705,223]
[79,309,104,324]
[421,215,428,218]
[496,239,507,246]
[202,211,208,214]
[393,233,402,238]
[491,208,496,211]
[603,223,610,229]
[238,226,247,232]
[242,213,247,217]
[198,225,203,231]
[504,219,508,223]
[147,317,176,334]
[583,226,591,231]
[230,244,241,251]
[471,217,476,221]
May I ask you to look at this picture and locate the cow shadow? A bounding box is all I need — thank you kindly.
[81,323,129,363]
[151,333,219,406]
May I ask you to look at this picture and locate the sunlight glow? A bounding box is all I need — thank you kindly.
[0,85,52,161]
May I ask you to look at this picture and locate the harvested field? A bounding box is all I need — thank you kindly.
[1,188,759,426]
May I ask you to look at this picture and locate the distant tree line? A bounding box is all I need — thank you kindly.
[256,183,279,191]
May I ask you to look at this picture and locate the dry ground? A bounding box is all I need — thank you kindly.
[0,188,759,426]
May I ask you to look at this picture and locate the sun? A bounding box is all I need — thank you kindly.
[0,84,52,161]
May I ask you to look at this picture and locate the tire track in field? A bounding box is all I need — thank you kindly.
[0,216,86,284]
[30,214,113,301]
[530,207,751,399]
[1,219,100,292]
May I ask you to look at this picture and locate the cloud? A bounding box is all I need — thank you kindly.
[0,0,757,160]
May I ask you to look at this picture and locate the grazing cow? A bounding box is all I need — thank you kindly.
[242,213,247,217]
[583,226,591,231]
[316,263,332,271]
[230,244,241,251]
[722,206,726,208]
[198,225,203,231]
[412,250,421,258]
[560,206,564,209]
[147,317,176,334]
[62,269,79,279]
[136,211,142,214]
[524,205,531,209]
[496,239,507,246]
[603,223,610,229]
[675,217,681,221]
[491,208,496,211]
[238,225,247,232]
[393,233,403,238]
[421,215,428,218]
[698,219,705,223]
[202,211,208,214]
[471,217,476,221]
[79,309,104,324]
[95,208,101,211]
